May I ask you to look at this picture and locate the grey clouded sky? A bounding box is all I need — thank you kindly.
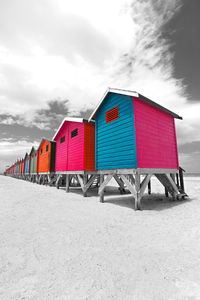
[0,0,200,172]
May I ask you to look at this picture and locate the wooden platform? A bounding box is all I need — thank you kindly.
[7,167,187,210]
[97,168,187,210]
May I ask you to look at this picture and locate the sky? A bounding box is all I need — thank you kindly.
[0,0,200,173]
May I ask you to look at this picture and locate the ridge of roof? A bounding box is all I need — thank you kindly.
[89,87,182,121]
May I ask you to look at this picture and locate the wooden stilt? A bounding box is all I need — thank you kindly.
[120,175,136,196]
[99,175,105,203]
[77,175,84,191]
[165,188,169,198]
[83,174,87,197]
[56,175,61,189]
[83,175,98,195]
[140,175,151,196]
[135,172,141,210]
[66,174,70,192]
[113,174,126,194]
[179,168,185,193]
[176,174,180,189]
[148,180,151,195]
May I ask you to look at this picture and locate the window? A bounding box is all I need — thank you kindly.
[106,106,119,123]
[60,136,65,143]
[40,148,43,154]
[71,129,78,138]
[46,144,49,152]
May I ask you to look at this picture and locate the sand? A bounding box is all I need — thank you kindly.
[0,175,200,299]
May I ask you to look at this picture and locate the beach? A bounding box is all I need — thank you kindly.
[0,174,200,299]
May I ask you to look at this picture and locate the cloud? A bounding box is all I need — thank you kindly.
[32,99,70,130]
[0,98,71,130]
[0,0,187,115]
[178,141,200,155]
[0,0,200,172]
[0,138,39,172]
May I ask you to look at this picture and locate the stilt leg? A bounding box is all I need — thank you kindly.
[148,180,151,195]
[66,174,70,193]
[83,174,87,197]
[176,174,180,189]
[135,173,141,210]
[56,175,61,189]
[99,175,104,203]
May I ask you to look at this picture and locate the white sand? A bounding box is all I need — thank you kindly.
[0,175,200,299]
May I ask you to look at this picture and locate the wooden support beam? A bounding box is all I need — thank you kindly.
[56,175,61,189]
[120,175,136,197]
[66,174,70,193]
[166,174,179,194]
[83,174,87,197]
[77,175,84,191]
[140,175,152,197]
[148,180,151,195]
[113,174,126,193]
[83,175,97,193]
[99,174,113,194]
[99,175,105,203]
[176,174,180,189]
[129,174,135,185]
[135,173,141,210]
[179,168,185,193]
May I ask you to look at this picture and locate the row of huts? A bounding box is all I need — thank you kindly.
[6,119,95,176]
[5,88,186,209]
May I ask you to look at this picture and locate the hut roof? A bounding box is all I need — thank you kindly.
[37,138,55,151]
[52,117,89,140]
[89,88,182,121]
[29,146,37,156]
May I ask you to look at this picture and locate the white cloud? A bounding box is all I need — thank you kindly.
[0,138,39,172]
[0,0,185,113]
[0,0,200,164]
[0,139,38,156]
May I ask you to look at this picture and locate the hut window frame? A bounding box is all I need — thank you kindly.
[71,128,78,138]
[106,106,119,124]
[60,136,65,143]
[40,148,43,155]
[46,144,49,152]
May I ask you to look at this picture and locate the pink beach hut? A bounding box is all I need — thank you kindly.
[53,118,95,172]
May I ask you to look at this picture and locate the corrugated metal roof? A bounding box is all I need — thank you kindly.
[89,87,182,121]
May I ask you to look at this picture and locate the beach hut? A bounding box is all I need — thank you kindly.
[22,158,25,175]
[53,118,95,172]
[89,88,184,209]
[52,117,95,193]
[15,160,20,175]
[19,159,22,174]
[37,139,56,174]
[15,162,18,175]
[24,153,30,175]
[30,147,38,174]
[12,164,15,175]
